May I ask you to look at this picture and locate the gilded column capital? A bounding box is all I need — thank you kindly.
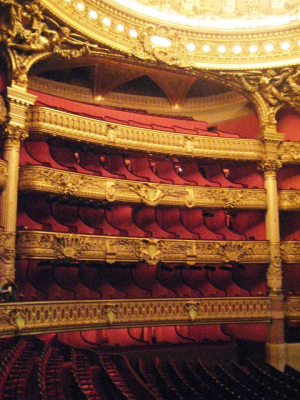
[1,125,28,145]
[258,159,282,174]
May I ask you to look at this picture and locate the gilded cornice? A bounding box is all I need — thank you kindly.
[17,231,270,265]
[281,242,300,264]
[27,107,264,160]
[19,166,267,210]
[0,160,8,189]
[0,297,271,337]
[279,190,300,211]
[41,0,300,69]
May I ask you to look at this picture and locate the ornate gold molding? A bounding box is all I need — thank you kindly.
[279,190,300,211]
[0,160,7,189]
[0,297,271,337]
[19,166,267,209]
[27,107,264,160]
[0,232,17,282]
[279,142,300,164]
[41,0,300,69]
[17,231,270,265]
[285,296,300,322]
[281,242,300,264]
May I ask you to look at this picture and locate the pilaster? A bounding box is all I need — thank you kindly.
[258,127,285,369]
[0,85,36,282]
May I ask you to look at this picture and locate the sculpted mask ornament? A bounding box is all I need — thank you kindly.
[103,304,119,325]
[135,24,187,66]
[139,239,164,265]
[2,309,28,332]
[130,183,168,206]
[185,302,200,322]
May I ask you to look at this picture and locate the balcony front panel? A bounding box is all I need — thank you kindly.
[27,107,264,161]
[0,297,271,337]
[19,166,267,209]
[17,231,270,265]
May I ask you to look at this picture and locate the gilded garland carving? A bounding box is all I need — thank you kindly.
[0,232,16,283]
[19,166,267,209]
[225,67,300,129]
[27,107,264,161]
[267,243,282,292]
[0,160,7,189]
[285,297,300,320]
[0,0,99,87]
[17,231,270,265]
[279,143,300,164]
[279,190,300,210]
[0,96,8,125]
[0,297,271,336]
[281,242,300,264]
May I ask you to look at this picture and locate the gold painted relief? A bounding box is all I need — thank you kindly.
[27,107,264,160]
[19,166,267,209]
[17,231,270,265]
[0,297,271,337]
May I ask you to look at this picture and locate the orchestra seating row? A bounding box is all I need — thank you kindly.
[0,336,299,399]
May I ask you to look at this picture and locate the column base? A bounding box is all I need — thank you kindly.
[286,343,300,372]
[266,343,286,371]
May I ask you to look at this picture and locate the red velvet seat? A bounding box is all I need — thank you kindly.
[181,209,223,240]
[133,206,176,238]
[106,205,148,237]
[156,207,199,239]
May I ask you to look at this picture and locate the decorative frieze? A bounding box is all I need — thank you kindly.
[279,142,300,164]
[17,231,270,265]
[281,242,300,264]
[285,296,300,321]
[0,297,271,337]
[279,190,300,210]
[27,107,264,161]
[0,160,7,188]
[19,166,267,209]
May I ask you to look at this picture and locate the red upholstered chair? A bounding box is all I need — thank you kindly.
[106,204,148,237]
[25,140,66,169]
[203,210,246,240]
[201,164,244,188]
[152,159,193,185]
[77,149,121,178]
[156,207,199,239]
[177,158,219,186]
[133,206,176,238]
[78,207,122,236]
[51,203,94,234]
[129,156,171,183]
[181,209,223,240]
